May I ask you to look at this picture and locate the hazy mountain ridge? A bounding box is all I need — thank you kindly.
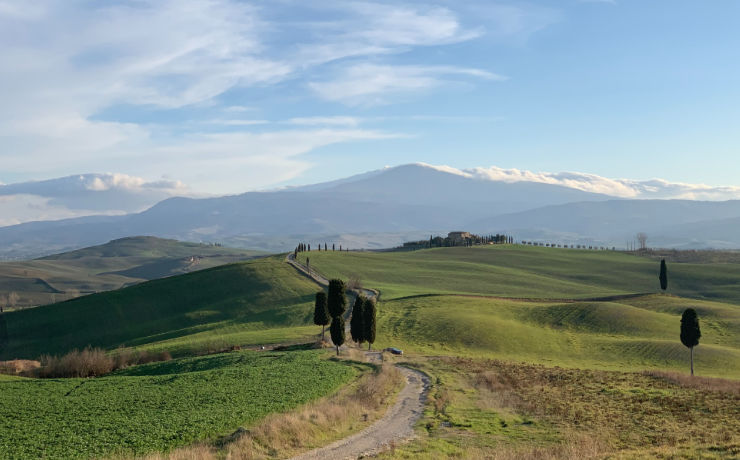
[1,164,740,257]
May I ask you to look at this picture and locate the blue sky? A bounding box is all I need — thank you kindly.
[1,0,739,195]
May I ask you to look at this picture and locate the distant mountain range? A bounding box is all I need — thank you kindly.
[1,163,740,258]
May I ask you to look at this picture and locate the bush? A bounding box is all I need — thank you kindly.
[38,347,113,378]
[38,347,172,378]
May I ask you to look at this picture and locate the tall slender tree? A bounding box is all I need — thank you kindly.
[659,259,668,291]
[350,295,366,344]
[330,316,345,356]
[363,297,377,351]
[680,308,701,376]
[313,291,330,341]
[327,279,347,318]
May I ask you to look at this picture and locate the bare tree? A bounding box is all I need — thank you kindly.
[7,292,19,310]
[636,233,648,250]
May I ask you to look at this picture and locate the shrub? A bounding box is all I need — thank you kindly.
[38,347,172,378]
[38,347,113,378]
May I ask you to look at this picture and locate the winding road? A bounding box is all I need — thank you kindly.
[285,253,430,459]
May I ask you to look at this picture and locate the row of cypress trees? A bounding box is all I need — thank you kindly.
[313,279,376,355]
[349,295,376,350]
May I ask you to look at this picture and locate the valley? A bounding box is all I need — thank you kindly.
[1,243,738,458]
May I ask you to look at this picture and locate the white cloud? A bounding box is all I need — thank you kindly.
[0,173,189,225]
[287,116,361,127]
[0,0,547,195]
[295,2,481,65]
[310,64,504,105]
[417,163,740,201]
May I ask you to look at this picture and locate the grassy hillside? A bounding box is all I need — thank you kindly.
[374,294,740,377]
[381,357,740,459]
[298,246,740,378]
[5,244,739,378]
[0,256,320,360]
[0,236,264,309]
[296,245,740,303]
[0,350,357,459]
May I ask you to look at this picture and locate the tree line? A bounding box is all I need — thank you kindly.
[295,242,349,257]
[402,233,513,250]
[313,279,376,355]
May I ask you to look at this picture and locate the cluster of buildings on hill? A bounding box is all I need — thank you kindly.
[401,231,514,250]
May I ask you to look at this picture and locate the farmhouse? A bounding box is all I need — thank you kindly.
[447,231,471,244]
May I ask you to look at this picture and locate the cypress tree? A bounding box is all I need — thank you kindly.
[363,297,377,350]
[313,291,330,341]
[350,295,366,344]
[680,308,701,376]
[330,316,345,356]
[327,279,347,318]
[659,259,668,291]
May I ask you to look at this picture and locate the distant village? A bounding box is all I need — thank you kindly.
[401,232,617,251]
[400,231,514,250]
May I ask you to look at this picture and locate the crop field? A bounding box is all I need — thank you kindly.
[296,245,740,303]
[379,357,740,459]
[0,256,319,359]
[0,350,357,459]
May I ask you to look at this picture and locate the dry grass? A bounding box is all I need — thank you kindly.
[443,357,740,457]
[37,347,114,378]
[0,359,40,375]
[226,363,402,459]
[32,347,172,378]
[467,433,607,460]
[643,370,740,395]
[116,445,215,460]
[126,361,403,460]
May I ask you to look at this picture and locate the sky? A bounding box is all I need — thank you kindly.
[1,0,739,198]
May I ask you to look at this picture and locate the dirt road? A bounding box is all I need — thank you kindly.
[285,254,430,458]
[289,362,430,460]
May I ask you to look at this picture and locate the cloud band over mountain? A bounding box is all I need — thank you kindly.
[420,164,740,201]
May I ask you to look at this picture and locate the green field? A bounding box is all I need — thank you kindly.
[0,255,319,360]
[298,246,740,378]
[0,236,263,309]
[0,350,357,459]
[1,243,739,459]
[373,294,740,377]
[296,245,740,303]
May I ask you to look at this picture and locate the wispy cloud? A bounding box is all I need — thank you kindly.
[287,116,361,127]
[309,64,505,106]
[294,2,482,65]
[0,0,550,194]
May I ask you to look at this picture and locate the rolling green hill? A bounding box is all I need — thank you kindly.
[4,244,739,378]
[0,256,319,360]
[0,236,264,309]
[298,246,740,378]
[295,245,740,303]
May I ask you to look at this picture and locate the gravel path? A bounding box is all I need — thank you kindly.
[289,362,430,460]
[285,254,430,459]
